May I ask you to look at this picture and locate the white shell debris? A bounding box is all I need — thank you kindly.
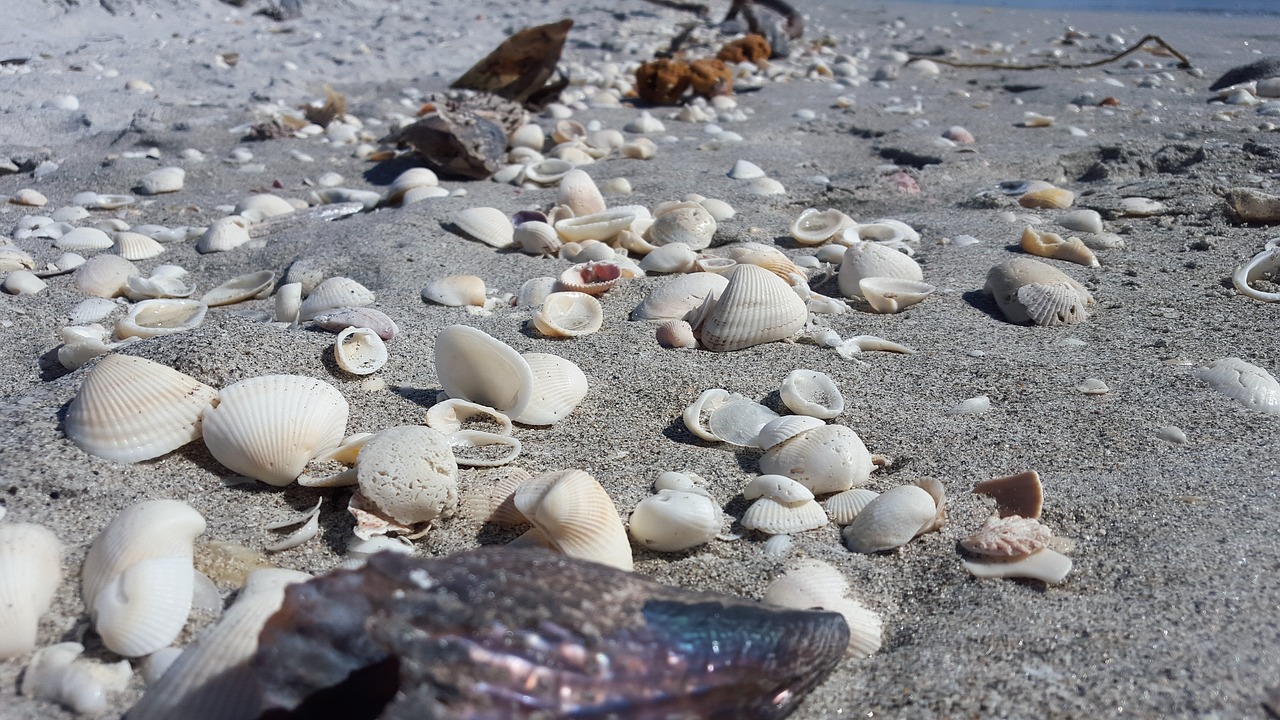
[947,395,991,415]
[779,369,844,419]
[1194,357,1280,414]
[963,548,1073,585]
[20,642,132,714]
[1232,245,1280,302]
[628,489,724,552]
[139,167,185,195]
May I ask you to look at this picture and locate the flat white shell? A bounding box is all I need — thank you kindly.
[1195,357,1280,414]
[0,523,63,659]
[434,325,534,419]
[780,369,844,419]
[628,489,723,552]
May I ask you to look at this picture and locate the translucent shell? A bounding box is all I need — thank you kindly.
[1195,357,1280,414]
[842,482,944,554]
[0,523,63,659]
[434,325,534,420]
[516,352,589,426]
[838,241,923,298]
[82,499,206,656]
[755,415,825,451]
[334,327,389,375]
[759,424,874,495]
[695,264,808,352]
[514,469,633,571]
[706,396,779,446]
[628,489,724,552]
[789,208,853,245]
[65,354,219,463]
[114,299,208,339]
[630,272,728,321]
[422,275,487,307]
[201,375,349,486]
[299,277,376,320]
[1020,226,1099,267]
[858,277,936,314]
[984,257,1092,326]
[356,426,458,527]
[780,369,844,419]
[533,291,603,337]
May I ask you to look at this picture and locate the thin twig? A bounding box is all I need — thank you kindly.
[911,34,1193,71]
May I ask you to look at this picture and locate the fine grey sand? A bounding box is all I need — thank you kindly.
[2,0,1279,718]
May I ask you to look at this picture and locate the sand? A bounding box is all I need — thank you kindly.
[1,0,1279,717]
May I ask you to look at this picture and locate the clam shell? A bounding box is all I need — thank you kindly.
[1020,227,1099,267]
[233,194,296,219]
[759,424,873,495]
[533,291,603,337]
[696,264,808,352]
[741,496,828,534]
[1195,357,1280,414]
[0,523,64,659]
[201,270,276,307]
[639,242,698,273]
[627,489,723,552]
[422,275,486,307]
[510,123,545,151]
[383,167,439,206]
[196,216,251,254]
[65,354,218,462]
[789,208,853,245]
[356,426,458,526]
[82,499,206,656]
[728,159,765,179]
[311,306,399,341]
[299,276,375,320]
[425,399,513,436]
[466,466,532,526]
[334,327,389,375]
[140,166,185,195]
[1057,209,1104,234]
[961,515,1052,559]
[112,231,165,261]
[514,469,632,571]
[780,369,844,419]
[963,547,1073,584]
[554,206,649,242]
[0,246,36,272]
[452,207,514,248]
[115,298,208,339]
[560,239,616,264]
[447,429,522,467]
[516,352,589,425]
[630,272,728,321]
[744,474,814,503]
[123,265,194,301]
[55,227,113,252]
[202,375,349,486]
[984,257,1092,326]
[723,243,802,281]
[434,325,534,419]
[516,276,558,307]
[514,221,563,256]
[522,158,576,185]
[842,484,939,554]
[837,241,923,298]
[858,277,936,313]
[558,260,623,295]
[646,204,717,251]
[1018,186,1075,209]
[755,414,825,451]
[706,396,779,446]
[655,319,697,348]
[4,270,46,294]
[822,488,880,526]
[556,169,606,216]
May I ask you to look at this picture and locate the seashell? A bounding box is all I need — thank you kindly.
[402,185,449,204]
[49,251,87,274]
[202,375,349,486]
[948,395,992,415]
[115,298,207,339]
[560,238,616,264]
[422,275,486,307]
[276,283,303,323]
[1018,186,1074,209]
[744,474,814,503]
[631,272,728,320]
[762,533,792,558]
[961,515,1052,559]
[746,177,786,196]
[113,231,166,260]
[20,642,132,714]
[759,424,874,495]
[789,208,854,245]
[434,325,534,418]
[780,369,844,419]
[1057,209,1104,234]
[448,429,522,467]
[628,489,724,552]
[1195,357,1280,414]
[201,270,276,307]
[334,326,389,375]
[234,194,297,219]
[124,568,311,720]
[741,496,828,535]
[1119,197,1164,217]
[646,204,717,251]
[522,158,576,185]
[558,260,624,295]
[556,169,606,216]
[858,277,936,313]
[1020,226,1099,267]
[1232,245,1280,302]
[383,167,439,206]
[514,469,632,570]
[0,246,37,272]
[705,396,780,446]
[624,110,664,134]
[552,119,587,144]
[196,216,252,254]
[82,499,206,656]
[510,123,545,151]
[822,488,880,526]
[356,426,458,527]
[451,207,515,248]
[942,125,975,143]
[639,242,697,273]
[65,354,218,462]
[963,547,1073,584]
[55,226,114,252]
[57,325,119,371]
[123,265,195,301]
[696,197,736,221]
[984,257,1093,326]
[843,482,944,554]
[603,177,633,196]
[755,414,825,451]
[516,352,589,425]
[695,264,808,352]
[837,241,923,298]
[763,559,883,657]
[0,523,64,659]
[140,166,185,195]
[1077,377,1109,395]
[728,159,765,179]
[425,398,513,436]
[11,188,48,206]
[516,276,558,307]
[973,469,1043,519]
[299,276,376,320]
[343,536,416,569]
[4,270,46,294]
[723,243,801,281]
[514,220,563,256]
[532,291,603,337]
[682,388,737,442]
[312,306,398,341]
[620,137,657,159]
[554,205,650,242]
[68,297,121,325]
[655,319,697,348]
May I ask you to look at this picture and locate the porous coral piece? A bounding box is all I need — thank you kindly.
[717,34,772,66]
[689,59,734,98]
[635,59,691,105]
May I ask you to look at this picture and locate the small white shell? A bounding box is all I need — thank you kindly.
[516,276,558,307]
[628,489,724,552]
[356,425,458,527]
[695,264,808,352]
[1232,246,1280,302]
[448,429,522,467]
[114,299,208,339]
[1057,209,1104,234]
[789,208,853,245]
[233,194,295,219]
[554,205,650,242]
[140,166,185,195]
[425,398,513,436]
[838,241,923,298]
[113,231,166,260]
[383,167,439,205]
[630,272,728,321]
[842,483,942,554]
[762,559,883,656]
[556,169,606,216]
[516,352,589,425]
[746,177,786,196]
[196,216,251,254]
[705,396,780,446]
[963,547,1073,584]
[422,275,486,307]
[452,207,515,248]
[947,395,992,415]
[434,325,534,419]
[334,327,389,375]
[299,276,375,320]
[1195,357,1280,414]
[780,369,844,419]
[741,496,828,534]
[682,388,734,442]
[0,246,36,272]
[20,642,132,714]
[3,270,46,295]
[655,319,697,349]
[514,221,563,256]
[984,256,1092,326]
[201,270,276,307]
[533,291,603,337]
[123,265,194,300]
[522,158,576,185]
[55,226,114,252]
[638,242,698,273]
[822,488,880,526]
[510,123,545,150]
[515,469,632,570]
[744,474,814,503]
[0,523,64,659]
[759,424,874,495]
[728,159,765,179]
[859,277,936,313]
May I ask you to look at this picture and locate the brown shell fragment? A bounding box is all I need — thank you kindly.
[635,59,691,105]
[972,469,1043,518]
[960,515,1052,559]
[717,34,772,66]
[689,59,733,98]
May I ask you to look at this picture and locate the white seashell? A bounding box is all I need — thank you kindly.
[706,396,779,446]
[836,334,916,357]
[82,500,206,656]
[0,246,37,272]
[763,559,883,656]
[620,137,657,159]
[631,272,728,321]
[624,111,664,134]
[697,197,736,221]
[780,369,844,419]
[11,188,48,207]
[556,169,606,216]
[434,325,534,419]
[20,642,132,714]
[646,204,717,251]
[727,159,765,179]
[115,299,208,339]
[4,270,46,294]
[514,220,563,256]
[264,499,323,552]
[113,231,166,260]
[343,536,415,569]
[79,193,137,210]
[759,424,874,495]
[1020,226,1099,267]
[334,327,389,375]
[57,325,119,371]
[744,474,814,503]
[123,265,195,301]
[1195,357,1280,414]
[448,429,522,467]
[554,205,649,242]
[639,242,698,273]
[311,306,398,341]
[762,534,792,558]
[55,226,114,252]
[140,166,185,195]
[859,277,936,313]
[452,207,514,248]
[948,395,992,415]
[1057,209,1104,234]
[516,352,589,425]
[842,484,942,554]
[984,257,1093,326]
[603,177,632,196]
[196,216,251,253]
[844,219,921,246]
[560,239,616,264]
[522,158,576,185]
[202,375,349,486]
[67,297,121,325]
[747,177,786,195]
[682,388,736,441]
[66,354,218,462]
[402,185,450,204]
[356,425,458,526]
[533,291,603,337]
[425,399,513,436]
[789,208,854,245]
[234,194,295,219]
[383,167,439,205]
[422,275,486,307]
[963,547,1073,584]
[516,276,558,307]
[695,264,808,352]
[515,469,632,570]
[510,123,545,150]
[299,276,375,320]
[741,496,828,534]
[655,319,697,348]
[0,523,63,659]
[838,241,923,298]
[755,415,826,451]
[823,488,880,526]
[201,270,276,307]
[1232,246,1280,302]
[723,243,801,280]
[628,489,724,552]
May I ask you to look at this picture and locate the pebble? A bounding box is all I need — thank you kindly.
[227,148,254,163]
[1076,378,1110,395]
[1157,426,1189,446]
[125,79,155,93]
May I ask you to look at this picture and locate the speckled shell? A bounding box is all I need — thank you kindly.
[837,241,923,298]
[780,369,844,419]
[696,264,808,352]
[628,489,724,552]
[514,469,633,571]
[356,426,458,527]
[758,424,873,495]
[516,352,589,426]
[0,523,64,659]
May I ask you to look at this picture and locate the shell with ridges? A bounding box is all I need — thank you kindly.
[74,254,138,298]
[984,257,1092,326]
[695,264,808,352]
[627,489,724,552]
[763,559,882,657]
[842,484,941,554]
[780,369,844,419]
[1195,357,1280,414]
[55,227,114,252]
[514,469,633,570]
[741,496,828,534]
[823,488,880,526]
[0,523,64,659]
[723,243,802,281]
[514,220,562,256]
[113,231,165,261]
[451,207,515,248]
[334,327,388,375]
[533,291,603,337]
[299,276,376,320]
[759,424,873,495]
[557,260,623,296]
[755,414,826,451]
[515,352,588,425]
[961,515,1052,558]
[744,474,814,503]
[655,319,697,348]
[646,204,717,251]
[196,217,251,254]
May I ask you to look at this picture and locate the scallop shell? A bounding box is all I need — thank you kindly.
[837,241,923,298]
[789,208,854,245]
[639,242,698,273]
[356,426,458,527]
[55,227,114,252]
[842,484,940,554]
[628,489,723,552]
[514,220,563,256]
[140,166,185,195]
[447,429,522,467]
[741,496,828,535]
[82,499,206,656]
[630,272,728,321]
[311,306,399,341]
[984,257,1092,326]
[0,523,64,659]
[422,275,486,307]
[780,369,844,419]
[201,375,349,486]
[759,424,874,495]
[434,325,534,418]
[113,231,165,261]
[858,277,936,313]
[334,327,388,375]
[1232,246,1280,302]
[201,270,276,307]
[383,167,439,206]
[973,469,1043,519]
[961,515,1052,559]
[1018,186,1075,209]
[196,216,252,254]
[114,299,208,339]
[556,169,606,216]
[1195,357,1280,414]
[65,354,219,462]
[1020,226,1099,267]
[822,488,880,526]
[516,352,589,425]
[655,319,697,348]
[514,469,632,570]
[554,206,649,242]
[755,415,826,451]
[452,207,514,248]
[646,204,717,251]
[298,276,375,320]
[533,291,603,337]
[695,263,808,352]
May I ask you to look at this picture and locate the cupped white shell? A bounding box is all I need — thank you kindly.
[516,352,589,425]
[434,325,534,420]
[630,272,728,321]
[452,207,514,248]
[0,523,64,659]
[200,270,276,307]
[554,206,649,242]
[298,276,375,320]
[705,396,780,446]
[763,559,883,657]
[1195,357,1280,414]
[744,474,815,503]
[422,275,486,307]
[114,299,208,339]
[201,375,349,486]
[140,166,185,195]
[514,469,633,570]
[780,369,844,419]
[789,208,854,245]
[755,414,826,451]
[842,483,943,554]
[3,270,46,295]
[858,277,936,313]
[646,204,717,251]
[532,291,603,337]
[514,220,563,256]
[234,194,296,219]
[695,263,808,352]
[1232,245,1280,302]
[334,326,389,375]
[557,169,606,216]
[638,242,698,273]
[383,167,439,206]
[838,241,923,298]
[196,216,251,254]
[356,425,459,527]
[655,319,697,349]
[984,257,1092,326]
[628,489,724,552]
[822,488,881,526]
[759,424,874,495]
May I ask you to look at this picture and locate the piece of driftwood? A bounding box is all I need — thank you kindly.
[912,34,1193,72]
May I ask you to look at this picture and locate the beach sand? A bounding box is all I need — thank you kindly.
[1,0,1278,717]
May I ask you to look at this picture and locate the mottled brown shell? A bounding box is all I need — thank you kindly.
[960,515,1052,559]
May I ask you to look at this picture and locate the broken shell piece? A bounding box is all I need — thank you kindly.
[779,369,844,419]
[963,547,1072,584]
[630,272,727,321]
[972,470,1043,519]
[961,515,1052,559]
[628,489,724,552]
[984,257,1092,326]
[114,299,208,339]
[1020,227,1099,267]
[264,499,323,552]
[858,277,935,313]
[1195,357,1280,414]
[201,270,276,307]
[789,208,853,245]
[448,430,522,467]
[357,426,459,528]
[554,206,649,243]
[1018,186,1074,209]
[0,523,64,659]
[842,482,944,554]
[334,326,389,375]
[1232,245,1280,302]
[836,334,916,358]
[947,395,991,415]
[422,275,486,307]
[514,469,632,571]
[20,642,132,714]
[425,399,513,436]
[533,291,603,337]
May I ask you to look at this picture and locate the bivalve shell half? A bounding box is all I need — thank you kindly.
[842,484,940,554]
[630,272,727,321]
[780,369,845,419]
[755,415,826,451]
[200,270,276,307]
[234,194,296,219]
[383,167,439,206]
[695,264,808,352]
[759,424,873,495]
[55,227,113,252]
[1018,186,1075,209]
[638,242,698,273]
[113,231,165,261]
[425,399,513,436]
[554,205,649,242]
[516,352,589,425]
[628,489,724,552]
[299,276,375,320]
[532,291,603,337]
[312,307,398,341]
[655,319,697,348]
[0,523,64,659]
[139,167,185,195]
[434,325,534,419]
[3,271,46,295]
[522,158,576,185]
[334,327,389,375]
[114,299,208,339]
[556,169,606,216]
[858,277,936,313]
[451,207,514,248]
[838,241,923,298]
[984,257,1092,326]
[823,488,880,526]
[646,204,717,251]
[196,216,251,254]
[789,208,854,245]
[763,560,883,657]
[1195,357,1280,414]
[422,275,486,307]
[202,375,349,486]
[557,260,624,296]
[514,220,562,256]
[65,354,218,463]
[514,469,632,571]
[356,426,458,527]
[744,474,815,503]
[706,396,779,446]
[741,496,828,535]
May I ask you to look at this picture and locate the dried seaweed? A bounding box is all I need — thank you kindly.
[302,85,346,128]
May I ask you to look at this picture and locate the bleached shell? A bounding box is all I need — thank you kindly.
[1020,226,1099,267]
[533,291,603,337]
[200,270,276,307]
[697,197,736,221]
[113,231,166,261]
[4,271,46,295]
[67,297,120,325]
[859,277,936,313]
[201,375,349,486]
[696,263,808,352]
[115,299,207,339]
[961,515,1052,558]
[620,138,657,159]
[554,205,650,242]
[762,559,849,609]
[334,327,388,375]
[556,169,606,216]
[516,276,558,307]
[747,177,786,196]
[383,167,439,205]
[515,352,588,425]
[448,430,522,467]
[1057,209,1104,234]
[627,489,723,552]
[759,424,874,495]
[510,123,545,151]
[823,488,880,526]
[755,414,825,451]
[311,306,398,341]
[140,166,185,195]
[723,243,801,281]
[963,547,1073,585]
[66,354,218,462]
[1018,186,1075,209]
[523,158,576,185]
[646,204,717,251]
[55,227,113,252]
[984,256,1092,326]
[1232,246,1280,302]
[655,319,697,349]
[728,159,765,179]
[514,221,563,255]
[298,276,375,320]
[741,496,828,534]
[514,469,632,571]
[434,325,534,418]
[1195,357,1280,414]
[842,485,938,553]
[10,188,48,207]
[586,129,624,151]
[123,265,195,301]
[560,239,616,264]
[780,369,845,419]
[837,241,923,298]
[402,185,449,204]
[744,474,814,503]
[422,275,486,307]
[233,194,297,219]
[706,396,779,446]
[789,208,854,245]
[425,399,513,436]
[196,216,252,254]
[82,499,206,656]
[630,272,728,320]
[0,523,64,659]
[452,207,515,248]
[0,246,36,272]
[20,642,132,714]
[552,119,587,144]
[682,388,735,441]
[639,242,698,273]
[356,425,458,526]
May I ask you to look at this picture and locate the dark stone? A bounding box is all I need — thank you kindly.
[1209,58,1280,91]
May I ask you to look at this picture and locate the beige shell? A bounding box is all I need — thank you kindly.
[516,352,589,426]
[842,483,943,554]
[196,216,252,254]
[82,499,206,657]
[1020,227,1099,267]
[695,264,808,352]
[311,306,399,341]
[422,275,486,307]
[627,489,724,552]
[552,119,587,144]
[1018,186,1075,209]
[741,496,829,535]
[514,469,632,570]
[984,257,1093,326]
[299,276,376,320]
[55,227,114,252]
[822,488,881,526]
[0,523,64,659]
[858,277,936,313]
[630,272,728,321]
[510,123,545,151]
[433,325,534,419]
[973,469,1044,519]
[620,137,657,159]
[466,466,532,526]
[522,158,576,185]
[115,299,208,339]
[233,194,296,219]
[533,291,603,337]
[557,169,606,216]
[789,208,854,245]
[554,206,649,242]
[646,204,717,251]
[424,398,513,436]
[334,326,388,375]
[961,515,1052,558]
[356,425,459,527]
[140,166,185,195]
[655,319,697,348]
[201,270,276,307]
[452,207,515,248]
[759,424,873,495]
[838,241,923,298]
[0,246,36,272]
[383,167,439,206]
[780,369,844,419]
[964,548,1073,584]
[65,354,219,463]
[74,254,138,298]
[202,375,349,486]
[763,559,882,657]
[514,220,563,256]
[113,231,165,261]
